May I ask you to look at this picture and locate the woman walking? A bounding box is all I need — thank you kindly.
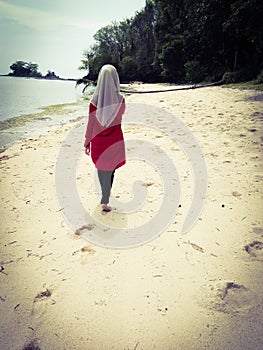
[84,64,126,212]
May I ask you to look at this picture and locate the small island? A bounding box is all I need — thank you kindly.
[1,60,75,81]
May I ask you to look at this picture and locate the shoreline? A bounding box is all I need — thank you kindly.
[2,73,262,90]
[0,74,77,82]
[0,78,95,151]
[0,101,88,152]
[0,84,263,350]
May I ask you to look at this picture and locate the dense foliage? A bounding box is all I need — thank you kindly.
[80,0,263,83]
[9,61,42,78]
[9,61,60,79]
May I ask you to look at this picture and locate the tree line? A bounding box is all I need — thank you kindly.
[80,0,263,83]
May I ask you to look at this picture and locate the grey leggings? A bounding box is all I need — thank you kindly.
[97,170,115,204]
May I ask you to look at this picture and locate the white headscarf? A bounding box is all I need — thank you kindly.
[91,64,123,127]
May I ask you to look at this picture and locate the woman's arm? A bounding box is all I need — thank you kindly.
[120,98,125,116]
[84,103,96,149]
[115,98,126,124]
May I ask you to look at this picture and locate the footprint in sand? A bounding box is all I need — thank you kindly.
[199,280,254,315]
[244,241,263,261]
[74,224,96,236]
[30,286,55,320]
[252,227,263,236]
[22,340,41,350]
[81,245,96,254]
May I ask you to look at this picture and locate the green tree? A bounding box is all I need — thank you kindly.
[183,0,231,81]
[80,0,156,82]
[153,0,186,82]
[128,1,157,81]
[10,61,28,76]
[80,0,263,83]
[9,61,42,77]
[223,0,263,74]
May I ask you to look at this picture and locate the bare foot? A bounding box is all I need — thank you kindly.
[101,204,112,212]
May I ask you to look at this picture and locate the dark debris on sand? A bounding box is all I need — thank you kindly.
[34,289,51,302]
[22,340,41,350]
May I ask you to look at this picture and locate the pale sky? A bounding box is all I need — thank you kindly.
[0,0,146,78]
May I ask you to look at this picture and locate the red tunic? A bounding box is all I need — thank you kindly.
[84,99,126,171]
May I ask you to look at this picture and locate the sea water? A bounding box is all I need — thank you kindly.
[0,76,93,149]
[0,76,78,121]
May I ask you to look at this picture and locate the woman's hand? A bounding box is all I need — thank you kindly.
[85,144,90,155]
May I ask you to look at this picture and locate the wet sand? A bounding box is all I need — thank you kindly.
[0,84,262,349]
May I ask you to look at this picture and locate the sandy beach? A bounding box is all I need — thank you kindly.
[0,84,263,350]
